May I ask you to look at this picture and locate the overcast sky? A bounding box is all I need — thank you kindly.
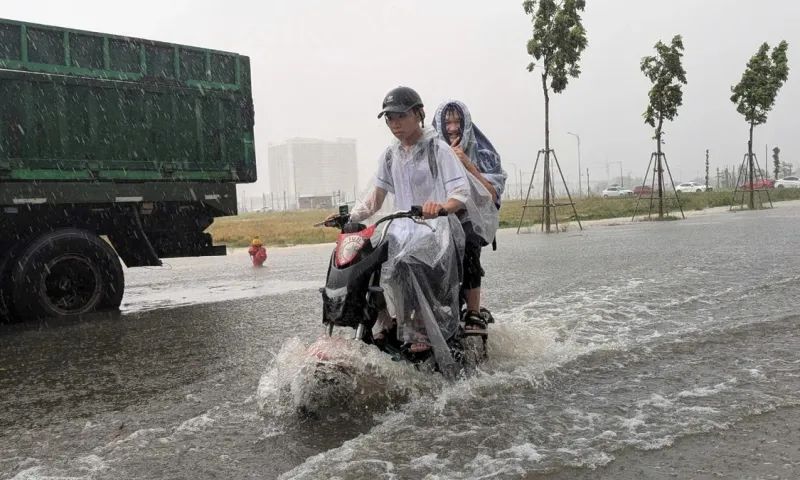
[6,0,798,194]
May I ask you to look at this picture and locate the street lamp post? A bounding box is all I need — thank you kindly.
[507,162,521,200]
[567,132,581,197]
[608,161,624,187]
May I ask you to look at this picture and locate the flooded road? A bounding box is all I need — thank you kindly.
[1,204,799,479]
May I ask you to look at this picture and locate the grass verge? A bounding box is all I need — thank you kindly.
[208,188,800,248]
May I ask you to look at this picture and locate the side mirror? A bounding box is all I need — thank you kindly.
[339,204,349,216]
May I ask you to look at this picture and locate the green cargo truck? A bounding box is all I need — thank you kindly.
[0,18,257,321]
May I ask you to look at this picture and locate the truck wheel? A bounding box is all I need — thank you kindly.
[11,229,125,319]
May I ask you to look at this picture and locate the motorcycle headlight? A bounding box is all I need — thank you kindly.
[336,234,366,266]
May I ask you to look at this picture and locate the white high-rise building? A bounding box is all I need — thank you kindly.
[267,138,358,210]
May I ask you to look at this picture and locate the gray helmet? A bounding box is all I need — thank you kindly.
[377,86,424,119]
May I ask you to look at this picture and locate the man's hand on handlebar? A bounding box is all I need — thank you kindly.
[314,211,349,228]
[422,201,448,219]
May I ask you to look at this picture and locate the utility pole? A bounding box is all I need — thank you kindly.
[567,132,581,197]
[508,162,521,200]
[586,168,590,196]
[608,161,623,187]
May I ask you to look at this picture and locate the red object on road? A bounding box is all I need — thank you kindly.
[248,236,267,267]
[249,246,267,267]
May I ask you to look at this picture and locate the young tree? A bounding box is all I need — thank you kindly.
[705,149,710,190]
[773,147,781,179]
[782,162,795,177]
[523,0,588,232]
[641,34,687,218]
[730,40,790,208]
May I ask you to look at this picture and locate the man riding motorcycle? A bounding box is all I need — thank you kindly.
[329,86,498,373]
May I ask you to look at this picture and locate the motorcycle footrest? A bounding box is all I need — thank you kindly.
[461,330,488,337]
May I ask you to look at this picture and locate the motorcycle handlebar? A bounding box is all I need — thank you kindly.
[314,205,449,228]
[407,205,450,218]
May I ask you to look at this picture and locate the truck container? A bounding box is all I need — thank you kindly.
[0,18,257,320]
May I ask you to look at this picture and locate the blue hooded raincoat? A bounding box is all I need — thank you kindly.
[432,100,507,209]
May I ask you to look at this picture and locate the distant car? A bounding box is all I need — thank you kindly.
[602,186,634,197]
[740,179,775,189]
[633,185,654,196]
[775,176,800,188]
[675,182,711,193]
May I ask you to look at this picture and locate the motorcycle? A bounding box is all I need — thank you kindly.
[310,204,494,374]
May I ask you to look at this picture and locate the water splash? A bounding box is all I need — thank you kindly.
[256,335,442,419]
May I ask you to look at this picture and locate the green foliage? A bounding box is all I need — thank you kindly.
[730,41,790,126]
[641,35,688,138]
[773,147,781,179]
[523,0,588,93]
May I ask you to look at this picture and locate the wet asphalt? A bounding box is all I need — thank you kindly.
[1,202,799,479]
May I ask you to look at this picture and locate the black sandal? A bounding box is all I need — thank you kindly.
[463,310,487,335]
[373,319,397,343]
[374,329,389,342]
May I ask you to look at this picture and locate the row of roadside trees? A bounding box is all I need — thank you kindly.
[521,0,790,230]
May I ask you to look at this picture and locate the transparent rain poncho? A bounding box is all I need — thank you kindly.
[349,126,499,374]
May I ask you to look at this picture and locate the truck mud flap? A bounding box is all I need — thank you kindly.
[107,206,162,268]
